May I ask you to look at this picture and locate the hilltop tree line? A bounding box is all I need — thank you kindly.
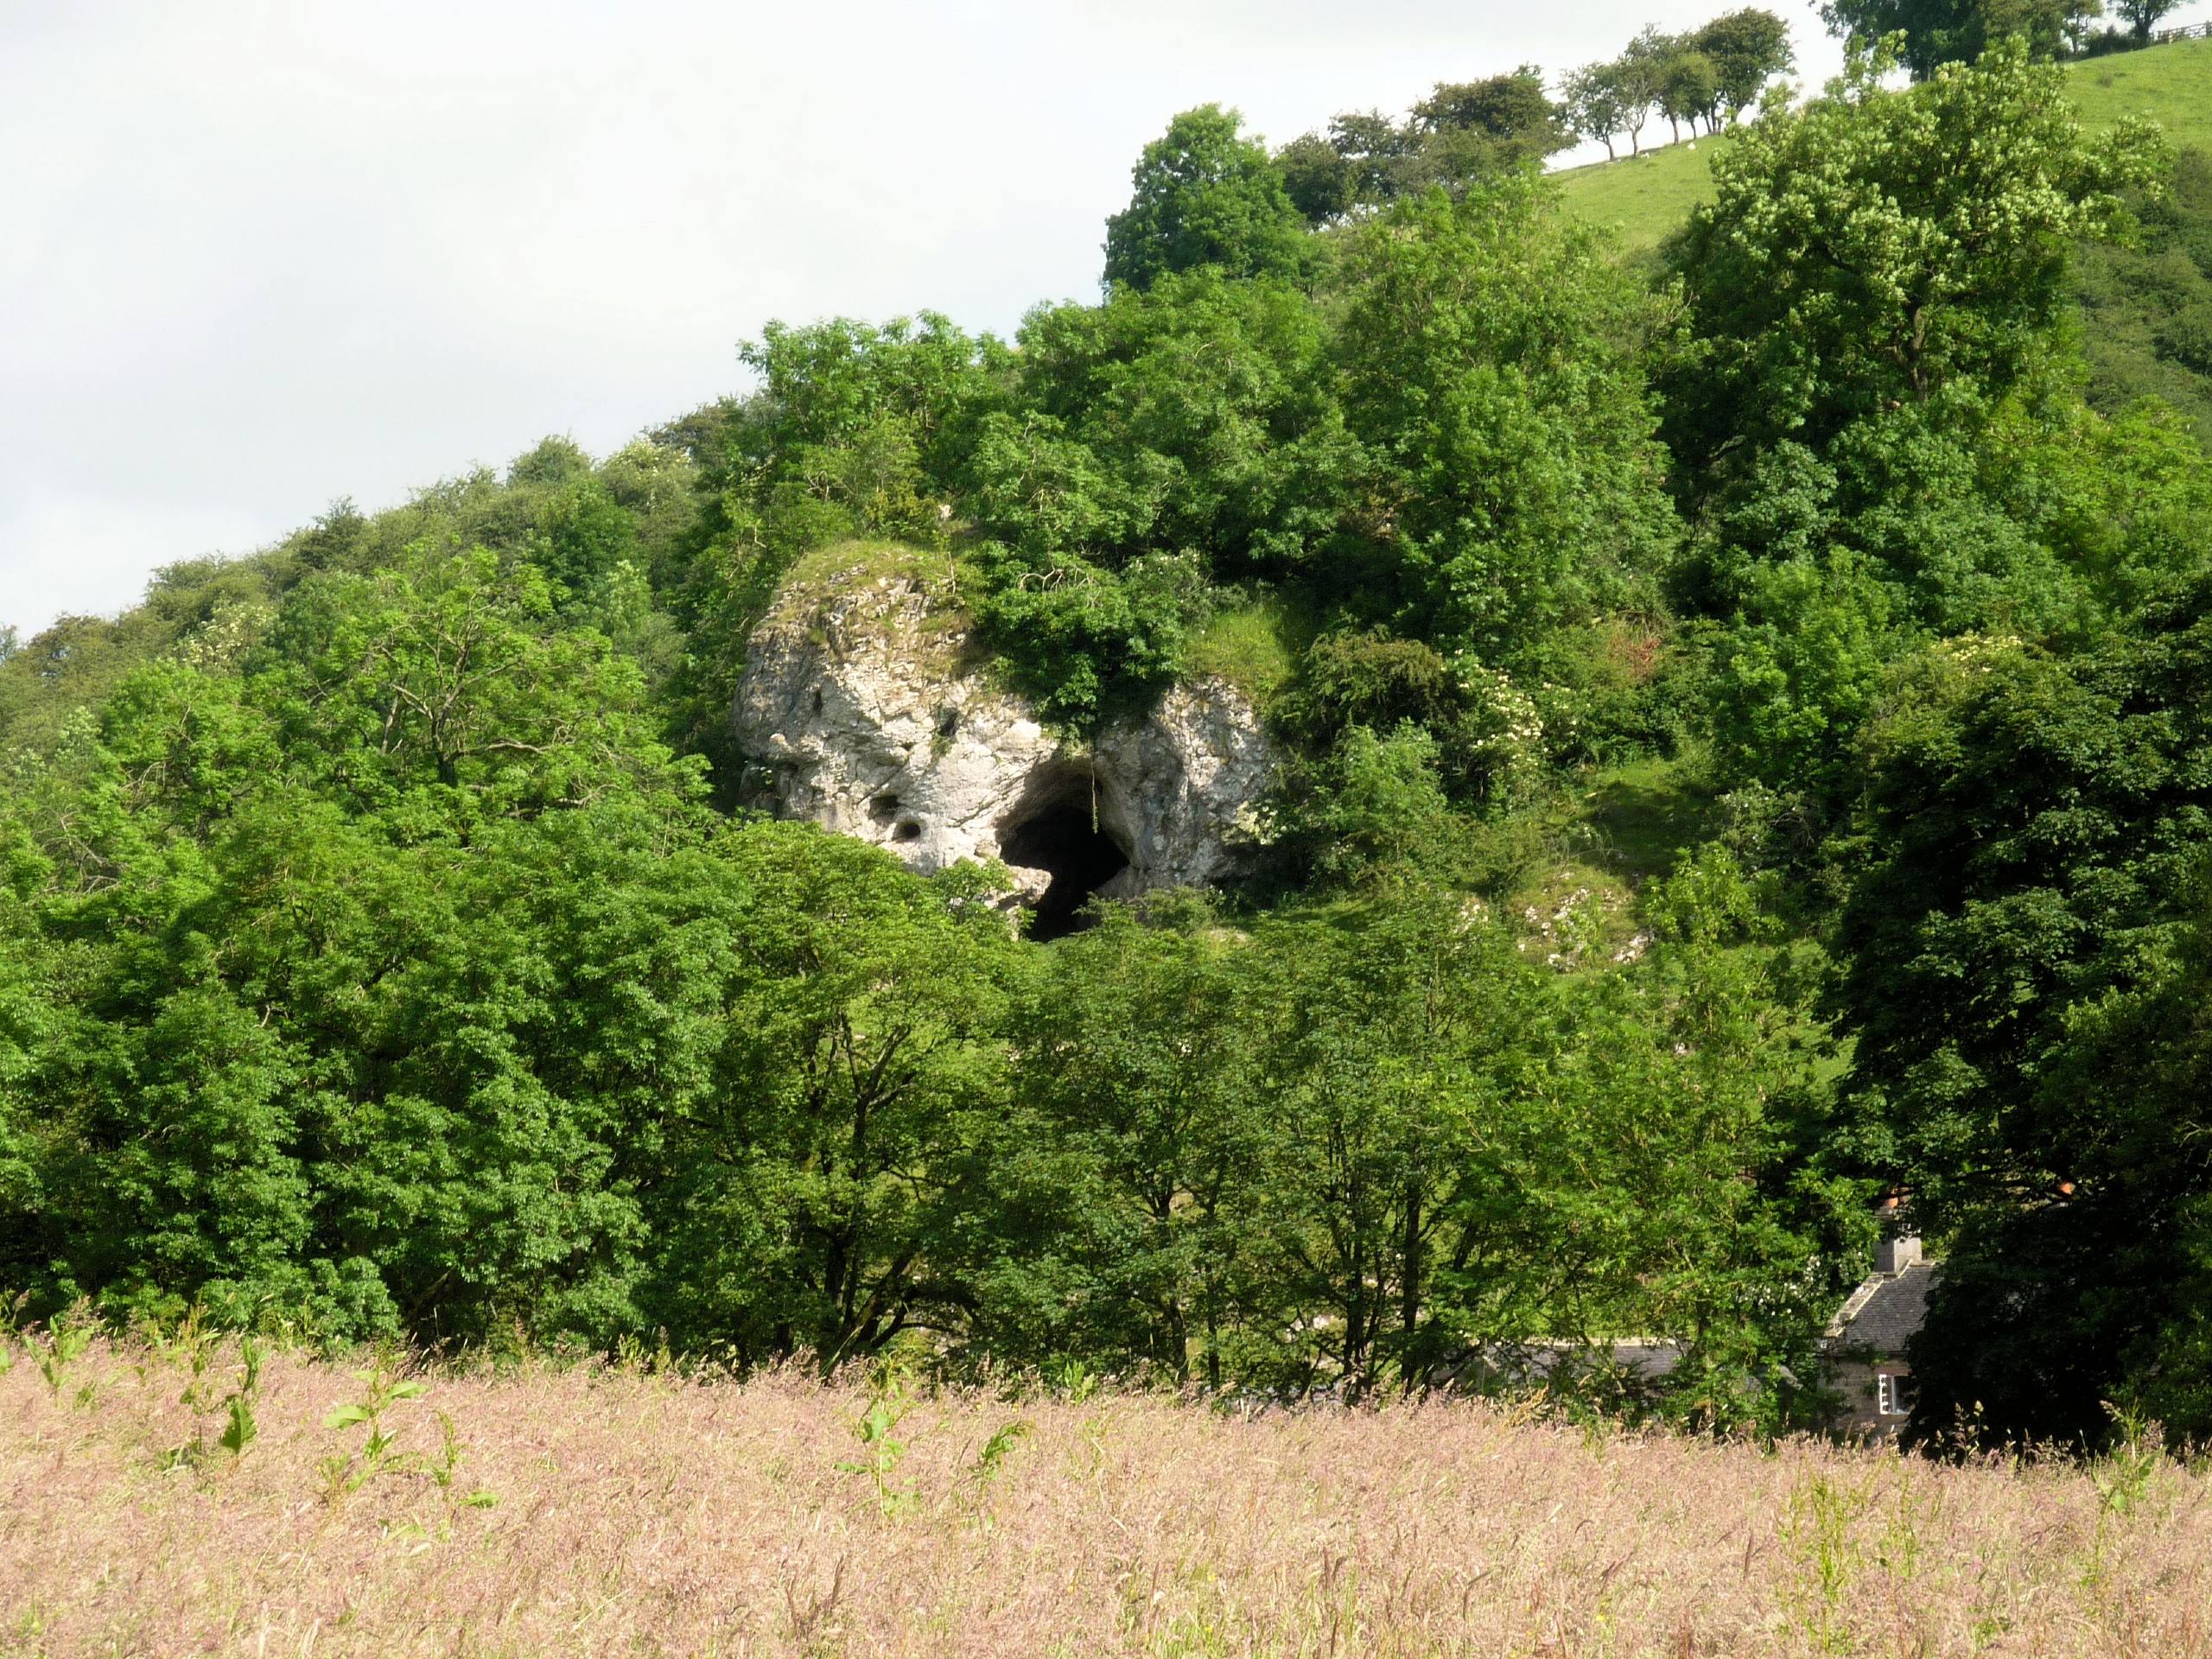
[1266,8,1795,194]
[1826,0,2195,74]
[1261,0,2193,199]
[4,33,2212,1446]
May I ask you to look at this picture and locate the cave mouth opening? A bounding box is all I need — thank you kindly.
[1001,791,1130,942]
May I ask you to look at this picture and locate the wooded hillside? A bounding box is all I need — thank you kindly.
[6,28,2212,1453]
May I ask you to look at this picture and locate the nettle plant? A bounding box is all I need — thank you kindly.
[838,1360,921,1520]
[155,1310,264,1469]
[318,1365,488,1506]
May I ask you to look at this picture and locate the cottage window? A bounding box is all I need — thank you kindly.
[1876,1372,1917,1417]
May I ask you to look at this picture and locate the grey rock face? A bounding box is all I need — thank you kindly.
[732,546,1274,920]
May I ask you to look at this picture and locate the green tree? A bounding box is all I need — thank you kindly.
[1834,582,2212,1444]
[1576,851,1855,1426]
[1657,47,1722,143]
[2112,0,2182,40]
[1274,131,1356,226]
[978,271,1353,582]
[1325,109,1421,204]
[0,618,718,1340]
[1821,0,2103,74]
[530,478,638,600]
[966,543,1203,730]
[1669,40,2161,480]
[1285,631,1467,740]
[655,826,1016,1369]
[658,313,1008,772]
[1335,173,1678,665]
[1708,550,1897,793]
[507,435,593,487]
[1693,9,1797,121]
[255,545,695,815]
[2002,880,2212,1440]
[1609,29,1673,156]
[1237,894,1541,1397]
[976,901,1267,1384]
[721,314,1005,553]
[963,268,1354,727]
[1561,62,1632,161]
[1294,724,1464,889]
[1409,67,1571,169]
[1226,863,1836,1415]
[1103,105,1309,292]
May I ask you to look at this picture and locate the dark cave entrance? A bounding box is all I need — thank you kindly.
[1000,775,1130,943]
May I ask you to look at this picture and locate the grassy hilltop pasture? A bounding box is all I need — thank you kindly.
[6,1338,2212,1657]
[1554,35,2212,252]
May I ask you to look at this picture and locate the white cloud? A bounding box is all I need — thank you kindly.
[10,0,2161,635]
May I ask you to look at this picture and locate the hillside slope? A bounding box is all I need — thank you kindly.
[1555,35,2212,252]
[1554,37,2212,439]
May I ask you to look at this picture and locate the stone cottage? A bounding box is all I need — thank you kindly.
[1822,1202,1939,1440]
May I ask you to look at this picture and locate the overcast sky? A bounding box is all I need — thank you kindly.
[4,0,2164,637]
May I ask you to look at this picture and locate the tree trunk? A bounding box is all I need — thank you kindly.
[1401,1185,1423,1395]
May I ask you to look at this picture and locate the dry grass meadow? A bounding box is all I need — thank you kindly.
[5,1338,2212,1657]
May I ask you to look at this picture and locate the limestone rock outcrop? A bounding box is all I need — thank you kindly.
[732,544,1274,925]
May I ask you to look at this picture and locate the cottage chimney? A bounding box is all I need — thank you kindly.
[1875,1228,1922,1275]
[1873,1189,1921,1274]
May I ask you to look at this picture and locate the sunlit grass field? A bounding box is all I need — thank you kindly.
[7,1335,2212,1656]
[1554,35,2212,254]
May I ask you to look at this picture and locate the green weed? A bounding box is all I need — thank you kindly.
[971,1416,1030,1486]
[318,1364,429,1499]
[0,1290,26,1375]
[2083,1401,2169,1589]
[836,1360,918,1519]
[1049,1357,1101,1403]
[163,1322,264,1469]
[34,1303,94,1404]
[1779,1472,1871,1652]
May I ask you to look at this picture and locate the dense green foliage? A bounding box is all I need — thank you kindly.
[1821,0,2102,76]
[1276,67,1579,221]
[8,28,2212,1446]
[1669,41,2179,797]
[1103,106,1310,293]
[0,565,1845,1408]
[2076,145,2212,440]
[1828,595,2212,1443]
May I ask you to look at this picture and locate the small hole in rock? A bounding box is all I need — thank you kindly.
[937,707,959,739]
[868,794,900,822]
[811,690,824,715]
[894,820,923,842]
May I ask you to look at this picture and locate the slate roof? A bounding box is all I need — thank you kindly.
[1825,1260,1940,1356]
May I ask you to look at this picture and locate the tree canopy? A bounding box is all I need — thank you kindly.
[5,15,2212,1453]
[1821,0,2105,75]
[1103,105,1309,293]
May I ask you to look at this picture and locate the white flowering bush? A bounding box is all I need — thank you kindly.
[1451,655,1546,802]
